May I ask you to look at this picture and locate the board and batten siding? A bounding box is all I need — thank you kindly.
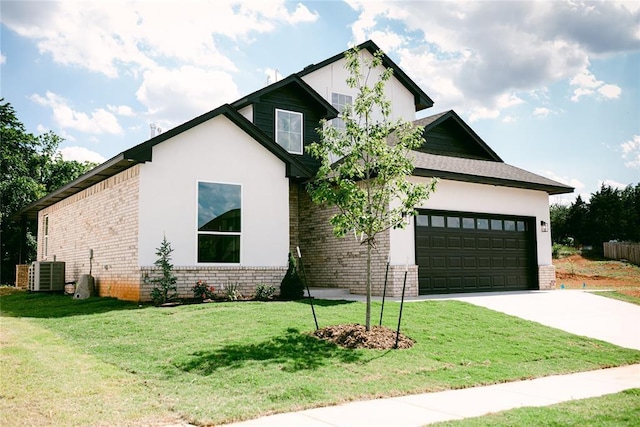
[300,50,417,122]
[137,114,290,269]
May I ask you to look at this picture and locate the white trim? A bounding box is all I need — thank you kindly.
[43,215,49,258]
[195,180,243,266]
[275,108,303,155]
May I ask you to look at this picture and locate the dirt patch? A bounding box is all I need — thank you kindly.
[313,323,415,350]
[553,254,640,290]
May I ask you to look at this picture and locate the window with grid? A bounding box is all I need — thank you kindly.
[275,109,303,154]
[197,182,241,263]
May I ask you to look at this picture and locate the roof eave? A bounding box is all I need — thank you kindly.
[13,153,138,221]
[413,168,575,196]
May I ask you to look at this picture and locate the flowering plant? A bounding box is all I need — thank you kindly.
[191,280,215,300]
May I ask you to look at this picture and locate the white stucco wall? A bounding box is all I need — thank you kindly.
[390,178,553,267]
[138,115,289,267]
[301,50,416,122]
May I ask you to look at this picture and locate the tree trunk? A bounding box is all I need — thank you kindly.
[366,241,372,331]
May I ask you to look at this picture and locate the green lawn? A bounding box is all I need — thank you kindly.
[2,291,640,426]
[597,290,640,306]
[433,388,640,426]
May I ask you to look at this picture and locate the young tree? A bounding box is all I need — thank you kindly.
[150,235,178,305]
[307,47,436,331]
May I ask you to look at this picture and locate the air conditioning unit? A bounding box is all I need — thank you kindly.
[29,261,65,292]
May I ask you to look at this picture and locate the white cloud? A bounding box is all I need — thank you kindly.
[541,170,585,191]
[136,65,240,129]
[107,104,136,117]
[345,1,636,118]
[0,52,5,64]
[1,1,318,79]
[570,68,622,102]
[30,91,123,135]
[58,146,106,164]
[533,107,551,118]
[599,179,628,190]
[598,84,622,99]
[621,134,640,169]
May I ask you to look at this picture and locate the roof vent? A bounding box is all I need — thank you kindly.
[150,123,163,138]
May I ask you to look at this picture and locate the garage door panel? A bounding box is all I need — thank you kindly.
[416,210,537,295]
[477,238,490,249]
[449,257,462,268]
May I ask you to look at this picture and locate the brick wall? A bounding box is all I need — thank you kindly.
[289,181,300,256]
[538,264,556,290]
[297,188,416,297]
[38,166,141,301]
[139,266,287,300]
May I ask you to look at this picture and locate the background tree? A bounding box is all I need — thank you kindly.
[0,99,96,284]
[549,203,570,244]
[307,47,436,331]
[551,183,639,254]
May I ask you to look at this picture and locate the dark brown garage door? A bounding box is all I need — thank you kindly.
[415,210,538,294]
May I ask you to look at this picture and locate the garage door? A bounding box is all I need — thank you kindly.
[415,210,538,294]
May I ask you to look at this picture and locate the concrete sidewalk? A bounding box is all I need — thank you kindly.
[224,364,640,427]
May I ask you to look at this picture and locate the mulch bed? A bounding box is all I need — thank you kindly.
[313,323,415,350]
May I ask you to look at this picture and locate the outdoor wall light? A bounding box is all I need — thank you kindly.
[540,220,549,232]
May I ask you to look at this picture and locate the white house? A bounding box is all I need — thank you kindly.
[18,41,573,301]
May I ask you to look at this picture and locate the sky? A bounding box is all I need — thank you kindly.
[1,0,639,205]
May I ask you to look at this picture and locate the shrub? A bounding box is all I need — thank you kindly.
[280,253,304,300]
[150,236,179,305]
[254,284,276,301]
[191,280,215,300]
[221,283,242,301]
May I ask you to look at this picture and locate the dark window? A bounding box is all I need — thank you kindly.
[416,215,429,226]
[504,220,516,231]
[462,217,475,229]
[491,219,503,230]
[517,221,526,231]
[477,219,489,230]
[197,182,241,263]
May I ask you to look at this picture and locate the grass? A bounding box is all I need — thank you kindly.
[2,291,640,425]
[433,388,640,426]
[597,291,640,306]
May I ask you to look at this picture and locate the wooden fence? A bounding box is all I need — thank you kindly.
[603,242,640,265]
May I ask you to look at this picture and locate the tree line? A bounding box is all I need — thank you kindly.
[550,183,640,252]
[1,100,96,284]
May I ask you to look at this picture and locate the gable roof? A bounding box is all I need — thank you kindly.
[297,40,434,112]
[411,110,573,195]
[415,110,502,161]
[16,104,312,220]
[232,74,338,119]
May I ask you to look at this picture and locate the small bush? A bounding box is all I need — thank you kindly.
[280,253,305,300]
[150,236,179,305]
[221,283,242,301]
[254,284,276,301]
[191,280,215,300]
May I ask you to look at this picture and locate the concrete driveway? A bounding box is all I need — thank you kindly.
[449,290,640,351]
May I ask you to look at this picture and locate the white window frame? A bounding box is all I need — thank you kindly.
[275,109,303,155]
[196,181,243,265]
[331,92,352,130]
[43,215,49,258]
